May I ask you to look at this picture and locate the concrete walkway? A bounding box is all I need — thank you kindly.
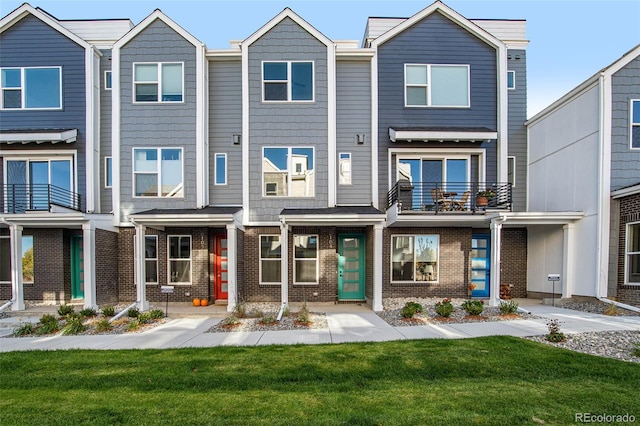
[1,303,639,352]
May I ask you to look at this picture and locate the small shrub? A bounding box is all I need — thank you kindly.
[545,319,566,343]
[127,320,141,332]
[435,298,454,317]
[282,306,291,317]
[95,318,112,332]
[499,300,519,315]
[57,304,74,317]
[633,343,640,358]
[233,302,247,318]
[401,301,423,318]
[127,307,139,318]
[222,316,240,326]
[101,305,115,317]
[461,300,484,316]
[39,314,58,325]
[603,304,620,316]
[149,309,164,320]
[36,316,60,335]
[247,308,264,319]
[79,307,97,318]
[12,322,35,337]
[137,312,152,325]
[296,307,311,324]
[61,317,86,335]
[260,314,277,324]
[65,312,81,321]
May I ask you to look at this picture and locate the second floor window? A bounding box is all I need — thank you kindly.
[133,148,183,197]
[263,147,314,197]
[405,64,469,108]
[632,100,640,149]
[263,61,313,102]
[1,67,62,110]
[133,63,183,103]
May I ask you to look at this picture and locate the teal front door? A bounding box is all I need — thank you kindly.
[71,235,84,299]
[471,235,490,298]
[338,234,365,300]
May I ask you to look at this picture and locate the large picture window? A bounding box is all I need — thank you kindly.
[0,235,34,283]
[133,63,183,103]
[391,235,439,282]
[631,100,640,149]
[405,64,469,107]
[168,235,190,284]
[1,67,62,109]
[263,61,313,101]
[260,235,281,284]
[262,147,314,197]
[626,222,640,284]
[133,148,183,197]
[294,235,318,284]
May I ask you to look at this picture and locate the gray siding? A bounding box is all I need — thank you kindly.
[99,49,113,213]
[118,19,198,221]
[336,60,372,205]
[507,49,527,211]
[209,59,242,205]
[248,17,329,222]
[376,11,499,207]
[0,14,87,207]
[611,55,640,191]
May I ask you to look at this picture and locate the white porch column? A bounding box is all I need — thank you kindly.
[489,218,505,307]
[372,224,384,311]
[562,223,575,299]
[280,221,289,307]
[82,222,97,309]
[226,224,237,312]
[134,223,149,311]
[9,224,24,311]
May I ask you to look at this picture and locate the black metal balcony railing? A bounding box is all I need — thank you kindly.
[387,181,512,213]
[2,184,82,213]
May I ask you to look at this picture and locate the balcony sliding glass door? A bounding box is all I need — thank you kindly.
[5,158,73,212]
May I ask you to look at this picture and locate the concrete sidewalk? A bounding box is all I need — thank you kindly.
[1,304,639,352]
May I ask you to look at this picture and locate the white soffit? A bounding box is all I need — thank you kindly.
[0,129,77,144]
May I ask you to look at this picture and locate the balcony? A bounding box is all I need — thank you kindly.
[2,184,83,213]
[387,181,512,214]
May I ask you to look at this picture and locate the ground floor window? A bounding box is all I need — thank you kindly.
[0,235,33,283]
[294,235,318,284]
[168,235,190,284]
[260,235,281,284]
[391,235,439,282]
[145,235,158,284]
[626,222,640,284]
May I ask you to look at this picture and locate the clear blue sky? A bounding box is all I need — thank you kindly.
[2,0,639,118]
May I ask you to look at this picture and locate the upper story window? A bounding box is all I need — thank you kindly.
[262,147,314,197]
[507,71,515,90]
[631,100,640,149]
[133,63,183,103]
[1,67,62,110]
[105,71,112,90]
[405,64,469,108]
[133,148,183,198]
[263,61,313,102]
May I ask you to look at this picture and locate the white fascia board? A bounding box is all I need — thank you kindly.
[84,47,99,213]
[596,73,612,298]
[371,50,379,209]
[327,42,337,207]
[111,44,121,227]
[196,44,207,208]
[612,183,640,199]
[602,44,640,78]
[389,129,498,142]
[241,39,250,225]
[280,214,386,226]
[497,44,508,184]
[113,9,204,50]
[206,50,242,59]
[496,211,584,225]
[129,214,237,226]
[242,8,333,48]
[336,48,375,59]
[0,129,77,143]
[526,78,600,126]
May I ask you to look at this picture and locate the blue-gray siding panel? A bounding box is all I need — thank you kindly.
[336,61,372,205]
[118,19,198,221]
[0,15,87,205]
[611,55,640,191]
[248,17,329,222]
[209,60,242,205]
[377,11,498,207]
[507,49,527,211]
[99,49,113,213]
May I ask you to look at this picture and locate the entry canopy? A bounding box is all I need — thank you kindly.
[0,128,77,144]
[389,127,497,143]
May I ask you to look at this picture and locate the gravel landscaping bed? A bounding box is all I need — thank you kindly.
[206,313,328,333]
[556,299,640,316]
[527,331,640,363]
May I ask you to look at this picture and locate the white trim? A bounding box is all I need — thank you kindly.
[132,62,184,104]
[132,147,184,198]
[596,74,612,298]
[261,61,315,103]
[0,66,63,110]
[242,8,333,49]
[625,221,640,285]
[372,224,383,311]
[226,224,238,311]
[112,10,202,50]
[112,41,121,227]
[497,43,509,186]
[293,234,319,285]
[241,38,250,225]
[214,153,228,185]
[0,129,77,144]
[167,234,192,285]
[507,70,515,90]
[389,128,497,142]
[259,234,282,285]
[144,235,159,284]
[403,64,470,108]
[612,183,640,199]
[86,49,100,213]
[389,234,440,284]
[196,44,208,208]
[104,70,112,90]
[327,42,337,207]
[82,222,97,308]
[104,156,113,188]
[371,50,379,209]
[630,99,640,150]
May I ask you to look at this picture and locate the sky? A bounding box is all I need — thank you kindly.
[1,0,639,118]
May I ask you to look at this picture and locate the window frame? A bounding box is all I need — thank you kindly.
[168,235,191,285]
[261,61,315,103]
[105,70,112,90]
[0,235,34,284]
[631,99,640,150]
[0,66,63,110]
[404,63,470,108]
[293,234,319,285]
[214,153,227,186]
[390,234,440,284]
[132,147,184,198]
[259,234,282,285]
[262,146,315,198]
[338,152,352,185]
[507,70,516,90]
[132,62,184,104]
[105,156,112,188]
[507,156,516,188]
[144,235,158,284]
[625,221,640,285]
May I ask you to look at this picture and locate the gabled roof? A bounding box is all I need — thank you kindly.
[370,0,504,50]
[113,8,203,50]
[242,7,333,48]
[0,3,93,51]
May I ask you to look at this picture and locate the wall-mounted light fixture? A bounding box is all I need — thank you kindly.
[232,134,241,145]
[355,133,366,145]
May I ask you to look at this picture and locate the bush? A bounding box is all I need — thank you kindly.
[79,308,97,318]
[36,315,60,335]
[604,304,620,316]
[545,319,566,343]
[149,309,164,320]
[461,300,484,316]
[127,320,141,332]
[101,305,115,317]
[260,314,277,325]
[499,300,519,315]
[95,318,112,332]
[434,298,453,317]
[233,302,247,318]
[61,317,86,335]
[401,301,423,318]
[127,307,140,318]
[222,316,240,326]
[247,308,264,319]
[137,312,152,325]
[57,304,74,317]
[296,307,311,324]
[12,322,35,337]
[39,314,58,325]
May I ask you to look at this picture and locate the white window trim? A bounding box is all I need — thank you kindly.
[0,66,63,110]
[261,61,315,103]
[507,70,516,90]
[404,63,470,108]
[3,155,76,193]
[262,146,315,198]
[293,234,319,285]
[508,155,516,188]
[145,235,158,285]
[625,221,640,285]
[132,62,184,104]
[390,234,440,284]
[259,234,281,285]
[132,147,184,198]
[0,235,34,284]
[168,235,191,285]
[338,152,352,186]
[396,154,472,188]
[630,99,640,150]
[104,156,112,188]
[104,70,112,90]
[214,153,227,186]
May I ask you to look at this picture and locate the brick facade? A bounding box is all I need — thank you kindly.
[500,228,528,298]
[617,192,640,307]
[95,229,119,305]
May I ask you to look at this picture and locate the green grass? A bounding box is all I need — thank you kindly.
[1,337,638,425]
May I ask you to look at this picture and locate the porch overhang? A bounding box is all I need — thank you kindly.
[0,128,77,144]
[129,206,243,230]
[0,212,115,231]
[280,206,386,226]
[389,127,497,143]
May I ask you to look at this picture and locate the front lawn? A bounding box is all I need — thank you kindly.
[1,337,638,425]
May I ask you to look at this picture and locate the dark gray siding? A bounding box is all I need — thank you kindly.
[376,11,498,207]
[336,60,372,205]
[118,19,198,221]
[611,55,640,191]
[0,14,87,206]
[99,49,113,213]
[209,59,242,205]
[507,49,527,211]
[248,17,329,222]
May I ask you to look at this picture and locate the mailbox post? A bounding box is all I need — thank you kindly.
[160,285,174,317]
[547,274,560,306]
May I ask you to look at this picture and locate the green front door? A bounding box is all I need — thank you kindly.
[71,235,84,299]
[338,234,365,300]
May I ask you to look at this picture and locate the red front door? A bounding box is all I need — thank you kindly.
[214,235,228,300]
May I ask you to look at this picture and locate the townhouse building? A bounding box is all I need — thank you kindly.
[1,1,592,313]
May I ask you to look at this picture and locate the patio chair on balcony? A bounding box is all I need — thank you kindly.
[452,190,471,211]
[430,187,451,211]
